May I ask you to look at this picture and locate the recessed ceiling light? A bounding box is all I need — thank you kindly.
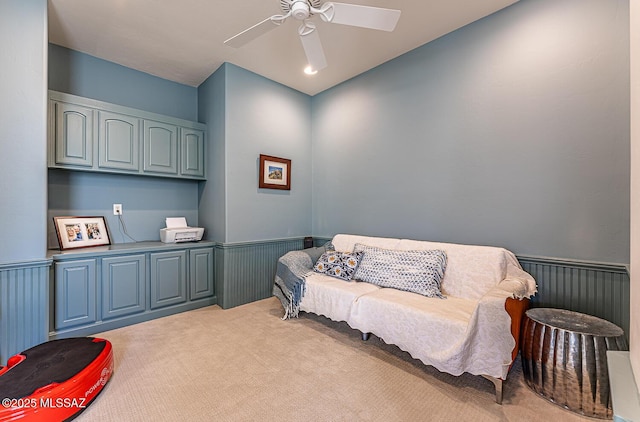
[304,66,318,75]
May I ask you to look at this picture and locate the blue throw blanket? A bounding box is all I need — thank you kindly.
[272,244,331,319]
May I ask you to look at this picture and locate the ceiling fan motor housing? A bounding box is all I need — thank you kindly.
[292,2,310,19]
[281,0,322,19]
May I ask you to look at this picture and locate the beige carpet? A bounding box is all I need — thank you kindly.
[76,297,598,422]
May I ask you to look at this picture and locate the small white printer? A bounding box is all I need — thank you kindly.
[160,217,204,243]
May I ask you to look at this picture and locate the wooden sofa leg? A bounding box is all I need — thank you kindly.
[361,332,370,341]
[481,375,503,404]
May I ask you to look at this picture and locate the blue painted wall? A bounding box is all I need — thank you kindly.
[311,0,630,264]
[197,65,227,243]
[49,44,197,121]
[0,0,48,264]
[197,64,312,243]
[0,0,50,365]
[48,45,202,245]
[47,170,199,247]
[44,0,630,265]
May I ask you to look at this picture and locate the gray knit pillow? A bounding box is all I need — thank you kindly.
[353,244,447,298]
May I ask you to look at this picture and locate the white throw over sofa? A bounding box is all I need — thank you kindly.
[299,234,537,403]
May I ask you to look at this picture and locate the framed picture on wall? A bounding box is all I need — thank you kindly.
[259,154,291,190]
[54,216,111,250]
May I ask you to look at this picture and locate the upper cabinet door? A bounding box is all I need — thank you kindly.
[143,120,178,175]
[52,101,94,167]
[180,128,205,178]
[98,111,140,172]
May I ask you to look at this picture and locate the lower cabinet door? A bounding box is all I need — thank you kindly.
[102,255,146,320]
[189,248,214,300]
[55,259,97,330]
[150,251,187,309]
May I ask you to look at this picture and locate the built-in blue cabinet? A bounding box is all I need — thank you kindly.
[54,259,97,330]
[98,110,140,172]
[50,242,215,338]
[150,250,187,309]
[101,254,146,320]
[50,101,94,168]
[48,91,206,180]
[181,128,205,178]
[190,248,214,300]
[144,120,178,176]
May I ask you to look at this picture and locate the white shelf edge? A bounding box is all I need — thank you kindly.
[607,351,640,422]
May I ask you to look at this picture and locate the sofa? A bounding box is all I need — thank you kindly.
[275,234,537,403]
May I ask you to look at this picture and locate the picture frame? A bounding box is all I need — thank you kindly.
[259,154,291,190]
[54,216,111,250]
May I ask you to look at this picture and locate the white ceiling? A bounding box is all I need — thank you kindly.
[48,0,518,96]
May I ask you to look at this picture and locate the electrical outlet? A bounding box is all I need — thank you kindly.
[113,204,123,215]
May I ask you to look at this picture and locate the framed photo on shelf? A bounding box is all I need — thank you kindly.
[54,216,111,250]
[259,154,291,190]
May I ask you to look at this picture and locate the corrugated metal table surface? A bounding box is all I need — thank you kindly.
[521,308,628,419]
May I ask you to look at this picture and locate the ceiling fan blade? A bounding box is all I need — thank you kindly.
[328,2,401,32]
[224,17,280,48]
[299,24,327,72]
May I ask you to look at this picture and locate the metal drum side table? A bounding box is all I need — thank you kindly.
[521,308,627,419]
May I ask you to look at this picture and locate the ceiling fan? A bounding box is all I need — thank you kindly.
[224,0,401,73]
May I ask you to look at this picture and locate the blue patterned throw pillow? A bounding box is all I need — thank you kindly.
[313,251,364,281]
[353,244,447,298]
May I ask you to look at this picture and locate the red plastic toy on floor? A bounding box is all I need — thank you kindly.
[0,337,113,421]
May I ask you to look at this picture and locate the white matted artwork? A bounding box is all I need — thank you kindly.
[259,154,291,190]
[54,216,111,250]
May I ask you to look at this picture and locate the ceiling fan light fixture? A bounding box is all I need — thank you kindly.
[304,65,318,75]
[291,1,310,20]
